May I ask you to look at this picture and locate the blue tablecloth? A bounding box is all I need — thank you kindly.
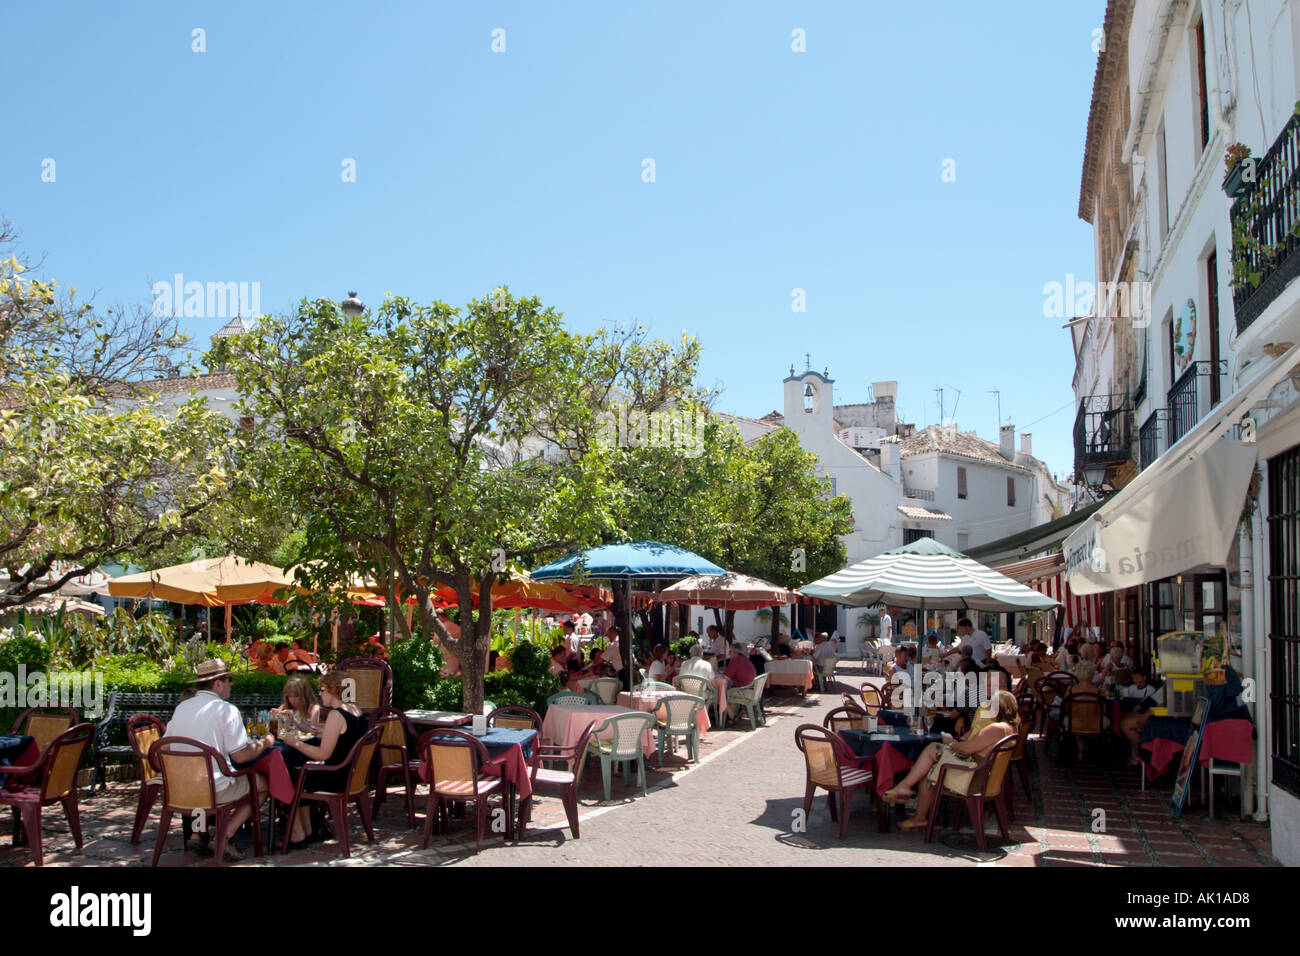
[431,728,536,763]
[840,730,942,761]
[877,709,910,727]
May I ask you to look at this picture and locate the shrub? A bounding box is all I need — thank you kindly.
[389,635,444,710]
[0,630,54,730]
[671,635,699,659]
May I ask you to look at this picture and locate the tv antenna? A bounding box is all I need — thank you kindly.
[989,388,1001,434]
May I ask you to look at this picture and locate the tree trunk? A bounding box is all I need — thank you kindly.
[388,571,412,643]
[724,609,736,639]
[712,607,723,632]
[612,580,634,692]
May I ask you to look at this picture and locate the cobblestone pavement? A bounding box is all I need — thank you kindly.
[0,665,1277,867]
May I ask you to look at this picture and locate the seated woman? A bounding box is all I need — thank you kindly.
[663,651,680,684]
[1096,643,1134,683]
[272,675,323,737]
[646,645,670,683]
[882,690,1020,831]
[288,638,316,669]
[1119,667,1165,765]
[549,646,569,677]
[281,670,367,849]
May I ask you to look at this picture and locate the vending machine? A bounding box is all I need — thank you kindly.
[1151,631,1207,718]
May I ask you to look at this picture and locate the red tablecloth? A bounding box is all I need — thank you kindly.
[870,742,920,797]
[1141,719,1255,780]
[249,747,297,803]
[418,743,533,801]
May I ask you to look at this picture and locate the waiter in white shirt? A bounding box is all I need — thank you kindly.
[879,609,893,643]
[941,617,992,667]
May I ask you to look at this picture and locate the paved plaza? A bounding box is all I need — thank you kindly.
[0,665,1276,868]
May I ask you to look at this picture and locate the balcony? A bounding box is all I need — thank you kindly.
[1138,409,1166,472]
[1073,393,1132,479]
[1166,360,1226,446]
[1230,111,1300,334]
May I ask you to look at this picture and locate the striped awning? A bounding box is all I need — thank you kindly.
[798,538,1060,612]
[993,553,1101,629]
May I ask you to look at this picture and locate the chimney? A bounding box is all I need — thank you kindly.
[1020,432,1032,458]
[879,437,899,480]
[999,424,1015,461]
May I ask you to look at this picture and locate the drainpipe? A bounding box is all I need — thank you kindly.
[1251,476,1269,822]
[1239,512,1257,816]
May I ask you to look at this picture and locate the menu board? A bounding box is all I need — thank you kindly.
[1170,697,1210,817]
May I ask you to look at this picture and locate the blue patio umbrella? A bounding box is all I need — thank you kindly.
[532,541,725,690]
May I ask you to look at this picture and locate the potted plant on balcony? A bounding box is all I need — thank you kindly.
[1223,142,1257,197]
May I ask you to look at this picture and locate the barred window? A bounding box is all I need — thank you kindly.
[1269,446,1300,798]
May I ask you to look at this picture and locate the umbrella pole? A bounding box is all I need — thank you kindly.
[224,603,232,644]
[206,604,211,642]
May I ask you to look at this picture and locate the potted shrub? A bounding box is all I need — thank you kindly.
[1223,142,1257,197]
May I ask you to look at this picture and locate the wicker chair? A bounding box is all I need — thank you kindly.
[279,725,383,857]
[530,724,595,838]
[332,657,393,717]
[127,714,166,844]
[1006,702,1036,820]
[823,705,868,735]
[487,705,542,732]
[548,690,599,707]
[793,723,885,837]
[148,736,264,867]
[588,677,622,705]
[9,706,80,754]
[0,723,93,866]
[589,711,656,801]
[1035,677,1069,752]
[632,681,675,694]
[859,684,884,717]
[654,694,704,766]
[372,707,420,829]
[725,672,769,729]
[1060,691,1107,759]
[417,728,505,853]
[923,734,1018,852]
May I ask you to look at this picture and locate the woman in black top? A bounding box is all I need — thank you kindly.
[282,670,365,847]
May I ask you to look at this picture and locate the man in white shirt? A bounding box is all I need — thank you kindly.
[811,632,839,665]
[679,643,716,680]
[942,617,991,667]
[707,625,729,659]
[165,659,274,856]
[879,609,893,643]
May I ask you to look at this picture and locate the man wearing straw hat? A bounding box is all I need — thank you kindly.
[166,659,274,858]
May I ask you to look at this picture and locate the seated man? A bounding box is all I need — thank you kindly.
[707,625,730,660]
[722,642,758,718]
[288,638,316,668]
[1119,667,1165,765]
[1096,643,1134,683]
[811,631,838,666]
[679,643,716,681]
[165,659,275,860]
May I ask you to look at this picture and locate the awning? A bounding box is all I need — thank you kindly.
[897,505,952,521]
[1064,343,1300,595]
[990,553,1101,629]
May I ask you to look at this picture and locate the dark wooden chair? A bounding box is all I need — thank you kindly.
[0,723,93,866]
[487,706,542,732]
[1006,701,1036,820]
[417,728,505,854]
[793,723,886,837]
[823,705,867,735]
[148,736,263,867]
[372,707,420,829]
[923,734,1018,852]
[1035,677,1069,753]
[858,684,884,717]
[126,714,166,844]
[279,725,383,857]
[1060,691,1107,760]
[333,657,393,718]
[529,723,595,839]
[879,682,905,710]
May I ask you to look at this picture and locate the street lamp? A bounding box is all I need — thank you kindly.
[340,291,365,318]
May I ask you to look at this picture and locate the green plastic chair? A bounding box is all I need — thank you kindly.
[589,711,655,801]
[548,691,599,707]
[588,678,622,705]
[654,694,704,766]
[632,681,675,693]
[673,674,718,727]
[725,672,769,729]
[815,655,840,693]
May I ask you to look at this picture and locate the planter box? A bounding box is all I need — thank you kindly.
[1224,157,1258,198]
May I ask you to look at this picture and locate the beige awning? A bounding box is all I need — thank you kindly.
[897,505,952,521]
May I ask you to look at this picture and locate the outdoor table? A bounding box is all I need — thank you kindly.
[0,734,36,789]
[616,691,712,735]
[839,729,943,797]
[1139,717,1255,780]
[542,703,656,757]
[1105,697,1143,738]
[877,709,910,728]
[233,740,303,852]
[405,710,473,727]
[763,659,813,691]
[418,727,537,838]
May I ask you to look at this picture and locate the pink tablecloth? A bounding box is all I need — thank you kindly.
[542,704,656,757]
[1141,719,1255,779]
[764,659,814,690]
[616,691,712,735]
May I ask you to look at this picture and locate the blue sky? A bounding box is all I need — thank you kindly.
[3,0,1102,479]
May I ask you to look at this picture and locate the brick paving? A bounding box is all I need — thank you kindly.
[0,664,1278,867]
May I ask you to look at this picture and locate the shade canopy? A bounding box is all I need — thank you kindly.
[347,572,610,613]
[798,538,1060,612]
[530,541,725,582]
[107,554,301,606]
[654,572,796,610]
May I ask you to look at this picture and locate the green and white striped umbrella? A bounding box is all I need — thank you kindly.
[798,538,1060,612]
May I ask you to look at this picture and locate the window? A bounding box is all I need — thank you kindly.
[1206,249,1221,405]
[1268,446,1300,798]
[957,466,968,499]
[1006,477,1016,507]
[1156,121,1170,243]
[1193,16,1210,153]
[903,528,933,545]
[957,532,970,553]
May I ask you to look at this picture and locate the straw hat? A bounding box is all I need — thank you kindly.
[191,658,232,684]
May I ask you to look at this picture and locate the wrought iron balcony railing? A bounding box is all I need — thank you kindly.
[1073,393,1132,477]
[1138,408,1166,472]
[1167,360,1226,446]
[1231,111,1300,334]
